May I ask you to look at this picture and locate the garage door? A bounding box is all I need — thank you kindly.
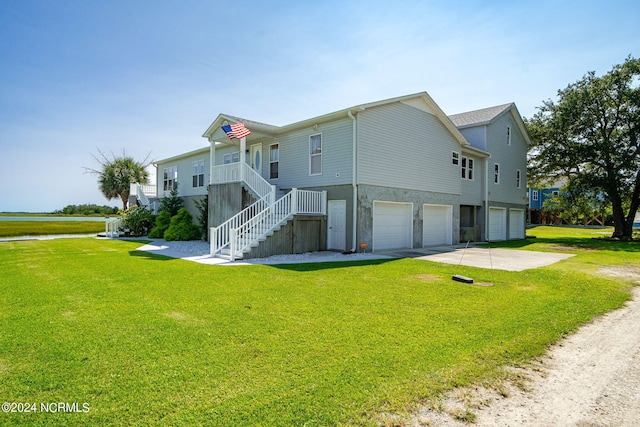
[488,207,507,241]
[509,209,525,239]
[373,201,413,251]
[423,204,452,246]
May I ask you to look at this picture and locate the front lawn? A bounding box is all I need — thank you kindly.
[0,228,636,425]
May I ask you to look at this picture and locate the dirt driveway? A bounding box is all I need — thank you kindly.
[412,269,640,426]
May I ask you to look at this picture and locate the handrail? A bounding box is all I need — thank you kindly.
[210,194,271,256]
[215,189,327,261]
[211,163,275,202]
[105,217,123,238]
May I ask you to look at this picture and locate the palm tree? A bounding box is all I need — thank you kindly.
[87,150,152,210]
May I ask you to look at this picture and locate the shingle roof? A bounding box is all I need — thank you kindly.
[448,103,514,128]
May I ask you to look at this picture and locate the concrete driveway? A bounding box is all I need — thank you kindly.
[382,245,575,272]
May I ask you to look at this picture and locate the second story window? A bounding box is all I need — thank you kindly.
[452,152,460,165]
[516,169,521,188]
[532,190,539,201]
[192,160,204,188]
[309,134,322,175]
[507,126,512,146]
[163,166,177,191]
[461,156,474,180]
[494,163,500,184]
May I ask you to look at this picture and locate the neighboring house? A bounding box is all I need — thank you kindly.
[528,185,562,224]
[150,92,530,259]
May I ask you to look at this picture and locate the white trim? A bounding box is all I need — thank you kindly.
[452,151,460,165]
[223,152,239,164]
[192,159,205,188]
[269,143,279,180]
[309,133,322,176]
[461,156,474,181]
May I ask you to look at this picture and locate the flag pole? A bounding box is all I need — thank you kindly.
[239,136,246,181]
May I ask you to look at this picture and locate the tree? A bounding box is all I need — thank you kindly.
[159,182,183,217]
[527,57,640,239]
[86,150,152,210]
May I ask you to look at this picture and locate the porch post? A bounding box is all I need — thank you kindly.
[239,136,246,182]
[209,138,216,185]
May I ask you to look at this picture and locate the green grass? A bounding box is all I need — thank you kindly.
[0,228,637,426]
[0,221,105,237]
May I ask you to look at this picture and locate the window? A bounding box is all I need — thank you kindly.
[192,160,205,188]
[461,156,474,180]
[223,152,239,164]
[552,190,560,196]
[507,126,512,146]
[309,134,322,175]
[163,166,177,191]
[452,151,460,165]
[494,163,500,184]
[269,143,279,179]
[516,169,521,188]
[532,190,539,201]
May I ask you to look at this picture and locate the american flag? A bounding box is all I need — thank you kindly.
[221,123,251,139]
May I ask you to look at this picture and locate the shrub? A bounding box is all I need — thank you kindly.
[148,210,171,238]
[120,205,154,237]
[195,195,209,241]
[164,208,201,241]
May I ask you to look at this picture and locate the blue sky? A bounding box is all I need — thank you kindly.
[1,0,638,212]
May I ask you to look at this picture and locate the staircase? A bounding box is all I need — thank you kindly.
[210,164,326,261]
[130,183,159,214]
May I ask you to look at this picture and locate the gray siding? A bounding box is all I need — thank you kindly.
[357,103,462,195]
[486,112,528,205]
[273,118,353,189]
[460,153,484,205]
[459,127,486,150]
[156,151,209,198]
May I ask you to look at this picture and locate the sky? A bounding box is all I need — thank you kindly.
[0,0,638,212]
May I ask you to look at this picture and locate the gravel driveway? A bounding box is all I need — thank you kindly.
[414,278,640,426]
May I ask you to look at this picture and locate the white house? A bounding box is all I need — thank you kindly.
[142,92,530,260]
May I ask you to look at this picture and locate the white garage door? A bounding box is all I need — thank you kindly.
[423,204,452,246]
[373,201,413,251]
[489,207,507,241]
[509,209,525,239]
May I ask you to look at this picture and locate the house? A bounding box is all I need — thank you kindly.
[145,92,530,260]
[528,184,562,224]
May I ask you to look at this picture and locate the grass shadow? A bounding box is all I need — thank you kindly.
[264,258,399,272]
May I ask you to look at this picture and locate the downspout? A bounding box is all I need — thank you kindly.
[348,110,358,253]
[484,156,490,241]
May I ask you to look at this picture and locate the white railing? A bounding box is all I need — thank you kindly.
[210,194,272,256]
[241,163,276,202]
[293,188,327,215]
[211,163,241,184]
[211,163,275,201]
[105,217,123,238]
[130,183,157,200]
[211,188,326,261]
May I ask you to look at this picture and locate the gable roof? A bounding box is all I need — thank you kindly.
[448,103,514,128]
[202,91,470,146]
[449,103,532,147]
